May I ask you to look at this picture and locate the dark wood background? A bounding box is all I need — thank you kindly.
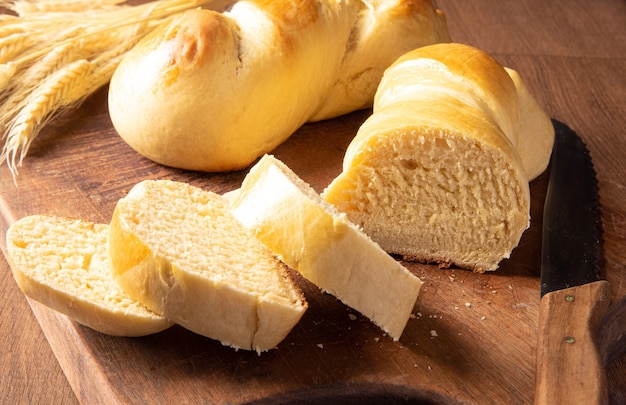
[1,0,625,403]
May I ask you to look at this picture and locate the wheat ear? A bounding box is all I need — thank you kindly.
[1,59,92,175]
[0,42,79,126]
[0,62,17,92]
[0,32,39,64]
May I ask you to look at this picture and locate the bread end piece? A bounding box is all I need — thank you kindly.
[322,43,553,272]
[228,155,422,340]
[323,100,531,272]
[108,180,307,353]
[5,215,172,336]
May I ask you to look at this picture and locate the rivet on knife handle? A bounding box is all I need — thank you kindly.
[535,281,610,405]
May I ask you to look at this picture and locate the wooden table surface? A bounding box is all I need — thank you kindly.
[1,0,625,404]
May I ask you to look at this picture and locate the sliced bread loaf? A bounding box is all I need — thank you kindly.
[107,179,307,353]
[5,215,172,336]
[322,43,555,272]
[227,155,422,341]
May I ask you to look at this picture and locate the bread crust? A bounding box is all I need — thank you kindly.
[108,0,450,171]
[228,155,422,340]
[323,43,554,271]
[107,180,307,352]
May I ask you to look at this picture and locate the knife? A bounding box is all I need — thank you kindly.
[534,121,611,405]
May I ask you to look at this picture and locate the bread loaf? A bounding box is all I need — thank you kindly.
[107,179,307,352]
[322,43,555,272]
[227,155,422,340]
[5,215,172,336]
[108,0,450,172]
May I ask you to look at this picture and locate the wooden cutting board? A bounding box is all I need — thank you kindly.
[0,83,559,404]
[1,0,626,400]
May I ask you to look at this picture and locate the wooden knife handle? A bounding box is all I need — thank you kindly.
[535,280,611,405]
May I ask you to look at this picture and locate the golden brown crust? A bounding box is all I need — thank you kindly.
[392,43,516,99]
[169,12,228,72]
[323,43,554,271]
[107,180,307,352]
[251,0,321,50]
[108,0,450,172]
[229,155,422,340]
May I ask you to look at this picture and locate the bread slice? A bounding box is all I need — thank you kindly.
[5,215,172,336]
[227,155,422,341]
[322,43,555,272]
[107,179,307,353]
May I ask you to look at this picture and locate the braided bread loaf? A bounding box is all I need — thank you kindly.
[108,0,449,171]
[322,43,555,272]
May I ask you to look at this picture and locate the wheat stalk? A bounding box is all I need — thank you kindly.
[0,0,226,180]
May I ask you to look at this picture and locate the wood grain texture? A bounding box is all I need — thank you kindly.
[0,254,78,405]
[1,0,625,403]
[535,281,611,405]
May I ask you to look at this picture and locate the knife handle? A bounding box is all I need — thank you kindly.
[535,280,611,405]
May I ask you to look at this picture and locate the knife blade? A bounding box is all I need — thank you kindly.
[535,120,611,405]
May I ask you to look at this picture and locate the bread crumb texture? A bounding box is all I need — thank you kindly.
[119,180,300,304]
[109,180,306,352]
[6,215,171,336]
[229,155,422,341]
[325,127,528,271]
[323,43,555,272]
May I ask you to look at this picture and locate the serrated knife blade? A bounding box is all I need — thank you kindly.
[535,121,611,405]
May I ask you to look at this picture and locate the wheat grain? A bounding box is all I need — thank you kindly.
[25,43,76,82]
[0,25,83,84]
[0,24,117,124]
[0,41,79,124]
[0,32,38,64]
[0,19,149,127]
[65,56,119,106]
[76,26,130,58]
[6,59,93,133]
[0,62,17,92]
[0,25,25,37]
[64,24,151,104]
